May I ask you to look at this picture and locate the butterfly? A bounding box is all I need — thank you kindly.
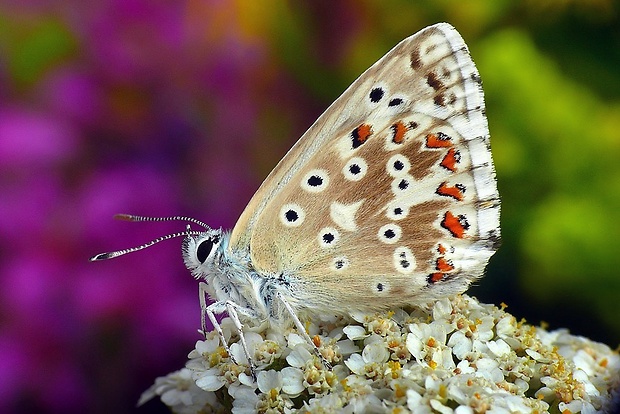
[92,22,500,376]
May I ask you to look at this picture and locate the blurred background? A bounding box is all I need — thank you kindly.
[0,0,619,413]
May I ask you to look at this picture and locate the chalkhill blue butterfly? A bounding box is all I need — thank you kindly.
[92,22,500,376]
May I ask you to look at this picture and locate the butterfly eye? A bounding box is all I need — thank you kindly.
[196,236,219,263]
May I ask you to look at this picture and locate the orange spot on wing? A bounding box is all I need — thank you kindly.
[441,211,469,238]
[391,121,408,144]
[425,132,452,148]
[436,257,455,272]
[352,123,373,148]
[428,272,444,283]
[437,244,447,254]
[436,182,465,201]
[440,148,460,171]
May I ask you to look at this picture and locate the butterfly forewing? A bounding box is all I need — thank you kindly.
[228,23,500,314]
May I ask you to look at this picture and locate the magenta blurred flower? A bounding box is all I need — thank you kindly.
[0,108,78,168]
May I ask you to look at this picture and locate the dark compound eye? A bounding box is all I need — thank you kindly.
[196,238,216,263]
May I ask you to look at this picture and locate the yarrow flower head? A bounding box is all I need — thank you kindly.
[141,295,620,413]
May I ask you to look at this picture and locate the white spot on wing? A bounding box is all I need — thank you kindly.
[301,169,330,193]
[372,280,390,295]
[386,201,409,221]
[391,174,415,196]
[330,200,364,232]
[343,157,368,181]
[318,227,340,248]
[331,256,350,271]
[378,223,402,244]
[279,203,305,227]
[386,154,411,177]
[393,246,416,274]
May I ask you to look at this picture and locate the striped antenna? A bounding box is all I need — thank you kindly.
[89,214,210,261]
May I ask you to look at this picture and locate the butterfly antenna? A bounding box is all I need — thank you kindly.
[90,214,211,261]
[114,213,211,229]
[90,229,203,261]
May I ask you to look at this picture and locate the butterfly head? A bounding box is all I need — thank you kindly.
[181,228,226,280]
[89,214,224,274]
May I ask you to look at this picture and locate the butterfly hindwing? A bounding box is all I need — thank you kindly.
[228,23,500,313]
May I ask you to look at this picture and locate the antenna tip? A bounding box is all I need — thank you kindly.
[90,252,115,261]
[114,214,135,221]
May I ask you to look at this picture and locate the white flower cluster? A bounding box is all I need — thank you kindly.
[140,295,620,413]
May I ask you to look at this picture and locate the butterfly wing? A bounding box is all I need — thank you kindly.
[228,23,500,313]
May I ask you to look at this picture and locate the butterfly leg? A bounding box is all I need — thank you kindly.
[276,292,332,370]
[199,283,258,380]
[199,283,237,365]
[224,301,258,381]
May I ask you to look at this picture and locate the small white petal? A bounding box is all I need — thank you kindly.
[343,325,368,340]
[534,386,554,400]
[406,332,424,360]
[286,345,312,368]
[344,353,366,375]
[486,339,511,357]
[455,360,475,374]
[257,370,282,393]
[573,350,596,375]
[448,331,471,359]
[281,367,305,396]
[437,347,456,369]
[195,372,226,391]
[238,373,255,387]
[191,338,220,356]
[349,310,368,323]
[336,339,360,355]
[362,342,389,363]
[230,342,249,365]
[231,386,260,413]
[558,400,583,414]
[524,349,544,361]
[432,298,453,320]
[455,406,474,414]
[287,332,307,348]
[430,399,453,414]
[406,389,422,409]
